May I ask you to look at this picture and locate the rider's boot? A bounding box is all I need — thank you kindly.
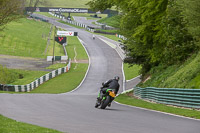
[95,97,101,108]
[97,97,101,105]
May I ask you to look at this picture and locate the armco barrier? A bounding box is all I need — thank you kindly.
[0,60,71,92]
[134,87,200,109]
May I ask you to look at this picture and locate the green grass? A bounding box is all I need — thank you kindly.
[0,18,51,58]
[189,74,200,89]
[140,52,200,89]
[67,36,88,60]
[95,33,121,41]
[35,12,58,19]
[95,29,119,34]
[9,69,48,85]
[42,0,90,8]
[123,63,141,80]
[0,115,61,133]
[59,20,85,29]
[0,34,88,93]
[46,63,67,70]
[46,26,66,56]
[7,35,89,93]
[0,67,48,86]
[115,91,200,119]
[63,13,107,18]
[97,15,121,28]
[31,63,88,93]
[0,35,88,93]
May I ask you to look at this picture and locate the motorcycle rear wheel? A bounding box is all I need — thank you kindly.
[100,96,111,109]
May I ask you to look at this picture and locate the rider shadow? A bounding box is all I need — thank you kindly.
[98,108,123,111]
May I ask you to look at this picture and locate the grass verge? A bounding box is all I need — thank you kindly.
[30,63,88,93]
[34,12,58,19]
[0,18,51,58]
[67,36,88,60]
[140,52,200,89]
[43,0,90,8]
[59,20,85,29]
[46,63,67,70]
[9,69,48,85]
[95,33,121,42]
[63,13,107,19]
[97,15,121,28]
[0,33,88,93]
[0,115,61,133]
[46,26,66,56]
[115,91,200,119]
[123,63,141,80]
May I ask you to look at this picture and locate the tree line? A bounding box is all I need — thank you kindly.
[87,0,200,75]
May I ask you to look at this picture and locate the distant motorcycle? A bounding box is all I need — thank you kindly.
[95,86,116,109]
[92,35,95,40]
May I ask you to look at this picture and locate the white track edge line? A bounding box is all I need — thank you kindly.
[114,101,200,122]
[61,37,91,94]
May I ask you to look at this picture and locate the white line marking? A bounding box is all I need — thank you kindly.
[114,100,200,122]
[66,37,91,93]
[126,75,141,82]
[122,62,126,92]
[73,46,78,70]
[99,38,117,49]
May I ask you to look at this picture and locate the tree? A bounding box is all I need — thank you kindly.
[27,0,50,8]
[178,0,200,43]
[0,0,25,30]
[86,0,113,12]
[0,65,18,91]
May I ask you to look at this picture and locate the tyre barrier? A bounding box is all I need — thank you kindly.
[0,60,71,92]
[49,12,127,39]
[134,87,200,109]
[115,34,126,40]
[48,12,95,32]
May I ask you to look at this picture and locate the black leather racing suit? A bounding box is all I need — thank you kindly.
[102,79,120,94]
[98,79,120,100]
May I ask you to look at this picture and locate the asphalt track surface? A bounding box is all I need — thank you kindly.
[0,15,200,133]
[73,16,100,29]
[0,55,52,71]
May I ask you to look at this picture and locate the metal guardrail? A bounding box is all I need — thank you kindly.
[134,87,200,109]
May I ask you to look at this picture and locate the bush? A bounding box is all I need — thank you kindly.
[0,65,19,84]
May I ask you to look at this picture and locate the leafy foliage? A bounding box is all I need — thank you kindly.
[0,0,25,30]
[0,65,19,85]
[178,0,200,42]
[27,0,50,7]
[87,0,199,76]
[97,15,121,28]
[86,0,113,12]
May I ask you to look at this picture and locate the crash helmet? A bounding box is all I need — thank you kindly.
[114,76,120,81]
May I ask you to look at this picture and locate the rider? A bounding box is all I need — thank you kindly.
[92,34,95,40]
[97,76,120,107]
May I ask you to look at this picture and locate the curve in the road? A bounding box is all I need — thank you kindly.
[0,14,199,133]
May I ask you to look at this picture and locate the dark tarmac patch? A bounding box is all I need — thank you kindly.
[0,55,52,71]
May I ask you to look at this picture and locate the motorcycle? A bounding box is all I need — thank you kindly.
[92,35,95,40]
[95,86,116,109]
